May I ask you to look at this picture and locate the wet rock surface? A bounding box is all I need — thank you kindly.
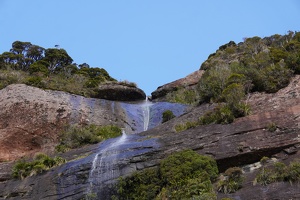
[0,134,162,200]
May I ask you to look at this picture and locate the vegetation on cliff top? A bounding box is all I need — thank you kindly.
[165,31,300,105]
[0,41,137,97]
[174,31,300,130]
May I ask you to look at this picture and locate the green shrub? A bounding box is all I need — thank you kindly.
[162,110,176,123]
[25,76,45,88]
[114,150,218,200]
[175,120,199,132]
[255,167,274,186]
[199,105,235,125]
[165,88,198,105]
[0,70,26,89]
[267,122,277,132]
[255,160,300,185]
[12,153,66,179]
[118,80,137,88]
[260,156,270,165]
[217,167,244,193]
[260,64,293,93]
[116,168,162,200]
[28,61,49,76]
[197,65,231,103]
[175,102,249,132]
[286,161,300,183]
[56,124,122,152]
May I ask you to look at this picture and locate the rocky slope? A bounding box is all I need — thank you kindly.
[0,75,299,199]
[151,70,204,101]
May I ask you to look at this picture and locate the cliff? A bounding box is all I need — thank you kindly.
[0,75,299,199]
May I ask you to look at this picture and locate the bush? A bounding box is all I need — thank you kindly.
[260,63,293,93]
[114,150,218,200]
[197,65,231,103]
[12,153,66,179]
[267,122,277,132]
[286,161,300,183]
[24,76,45,88]
[175,120,199,132]
[255,160,300,186]
[28,61,49,76]
[217,167,244,193]
[118,80,137,88]
[0,70,26,89]
[56,124,122,152]
[199,105,235,125]
[175,102,249,133]
[165,88,199,105]
[162,110,175,123]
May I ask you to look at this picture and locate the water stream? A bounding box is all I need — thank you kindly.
[86,100,153,198]
[86,130,128,198]
[141,99,153,131]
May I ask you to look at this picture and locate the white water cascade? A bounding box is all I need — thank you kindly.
[86,100,153,198]
[141,99,153,131]
[86,130,128,198]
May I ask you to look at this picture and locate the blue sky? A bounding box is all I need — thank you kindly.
[1,1,300,95]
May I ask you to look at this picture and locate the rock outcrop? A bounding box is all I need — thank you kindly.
[151,70,204,101]
[94,83,146,101]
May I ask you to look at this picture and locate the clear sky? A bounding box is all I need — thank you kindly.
[1,1,300,95]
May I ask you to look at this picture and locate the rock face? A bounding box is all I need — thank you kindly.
[1,75,300,199]
[94,83,146,101]
[143,75,300,199]
[0,84,185,162]
[0,84,125,162]
[151,70,204,101]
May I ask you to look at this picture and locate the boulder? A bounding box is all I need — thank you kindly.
[94,83,146,101]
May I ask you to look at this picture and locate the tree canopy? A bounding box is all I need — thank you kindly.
[0,41,117,97]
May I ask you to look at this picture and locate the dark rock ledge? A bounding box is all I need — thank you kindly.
[94,83,146,101]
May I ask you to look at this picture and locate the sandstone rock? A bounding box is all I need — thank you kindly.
[0,84,131,161]
[151,70,204,100]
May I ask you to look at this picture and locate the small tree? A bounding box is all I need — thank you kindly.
[162,110,175,123]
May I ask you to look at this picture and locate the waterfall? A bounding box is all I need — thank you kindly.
[86,100,153,198]
[85,100,168,199]
[141,99,152,131]
[86,130,127,198]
